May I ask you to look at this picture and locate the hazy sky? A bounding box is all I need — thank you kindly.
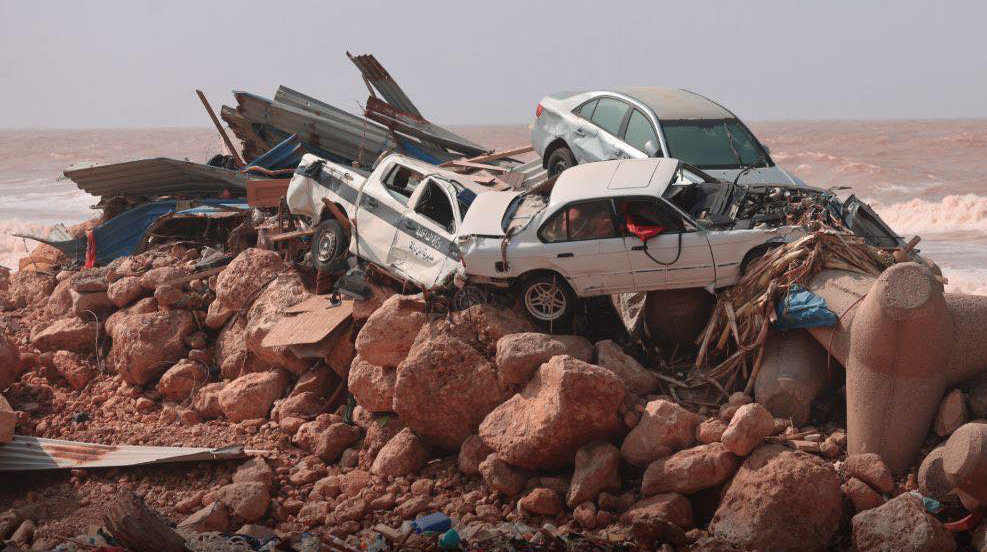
[2,0,986,128]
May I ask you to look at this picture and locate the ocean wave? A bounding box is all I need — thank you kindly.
[0,219,52,270]
[870,194,987,236]
[942,267,987,296]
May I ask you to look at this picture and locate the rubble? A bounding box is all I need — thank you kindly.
[851,493,956,552]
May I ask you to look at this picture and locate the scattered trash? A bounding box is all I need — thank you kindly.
[412,512,452,534]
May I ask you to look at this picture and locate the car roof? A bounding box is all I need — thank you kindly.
[613,87,734,120]
[549,159,681,209]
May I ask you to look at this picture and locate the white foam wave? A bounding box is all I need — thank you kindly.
[870,194,987,236]
[0,219,53,271]
[942,267,987,296]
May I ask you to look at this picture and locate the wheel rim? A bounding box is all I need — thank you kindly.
[524,281,567,321]
[316,231,337,263]
[550,157,569,176]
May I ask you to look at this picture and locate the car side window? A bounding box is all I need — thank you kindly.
[623,110,660,155]
[539,200,617,243]
[413,181,455,233]
[614,198,684,236]
[382,164,424,206]
[574,99,599,119]
[590,98,630,136]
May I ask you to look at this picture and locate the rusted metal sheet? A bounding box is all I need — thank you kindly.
[246,178,291,208]
[347,52,424,118]
[364,96,489,157]
[63,158,249,199]
[262,299,353,348]
[0,436,250,471]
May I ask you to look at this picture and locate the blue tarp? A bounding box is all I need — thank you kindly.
[22,200,248,266]
[774,285,839,331]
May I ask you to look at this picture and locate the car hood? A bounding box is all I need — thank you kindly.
[702,165,805,187]
[459,191,523,237]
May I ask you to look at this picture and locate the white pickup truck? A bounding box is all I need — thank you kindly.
[287,153,482,289]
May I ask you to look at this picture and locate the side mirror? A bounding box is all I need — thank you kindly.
[644,140,660,157]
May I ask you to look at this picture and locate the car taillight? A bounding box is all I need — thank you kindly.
[535,103,543,118]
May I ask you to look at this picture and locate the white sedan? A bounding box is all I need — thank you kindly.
[458,158,806,323]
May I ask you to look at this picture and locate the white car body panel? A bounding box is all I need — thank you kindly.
[459,191,522,237]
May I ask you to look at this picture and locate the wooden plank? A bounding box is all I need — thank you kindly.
[104,490,190,552]
[246,178,291,208]
[322,198,353,232]
[196,90,243,167]
[270,228,315,242]
[262,301,354,348]
[445,160,509,173]
[440,145,533,167]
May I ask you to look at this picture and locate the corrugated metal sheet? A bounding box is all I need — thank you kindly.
[0,435,249,471]
[347,52,424,118]
[17,200,249,265]
[64,158,249,198]
[364,97,489,157]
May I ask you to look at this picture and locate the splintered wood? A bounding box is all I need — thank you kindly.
[691,230,894,403]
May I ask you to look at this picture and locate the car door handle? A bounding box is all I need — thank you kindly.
[631,245,646,251]
[574,127,587,137]
[364,197,379,209]
[557,252,574,258]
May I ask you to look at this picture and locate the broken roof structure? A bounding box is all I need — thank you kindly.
[64,158,249,199]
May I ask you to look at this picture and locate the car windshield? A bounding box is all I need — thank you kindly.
[661,119,769,170]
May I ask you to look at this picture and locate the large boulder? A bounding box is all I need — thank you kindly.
[594,340,659,396]
[215,315,266,380]
[567,441,620,507]
[157,360,209,402]
[621,399,702,467]
[710,445,843,552]
[70,289,115,318]
[244,271,312,374]
[621,493,694,530]
[393,331,510,450]
[641,443,740,495]
[0,335,24,391]
[445,303,539,354]
[138,266,185,291]
[214,248,284,311]
[30,317,100,354]
[9,270,56,308]
[107,310,196,385]
[495,333,593,386]
[218,370,289,422]
[354,294,427,368]
[851,493,955,552]
[371,428,428,477]
[46,279,74,317]
[215,482,270,523]
[107,276,145,308]
[479,355,625,471]
[348,355,396,413]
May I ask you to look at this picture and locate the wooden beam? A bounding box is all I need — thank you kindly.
[445,160,509,173]
[104,490,190,552]
[196,89,244,167]
[440,145,533,167]
[270,228,315,242]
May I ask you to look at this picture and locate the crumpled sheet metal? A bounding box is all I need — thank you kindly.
[0,435,249,471]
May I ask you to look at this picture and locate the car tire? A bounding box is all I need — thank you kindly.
[311,220,348,273]
[739,243,781,277]
[520,274,576,328]
[546,146,577,177]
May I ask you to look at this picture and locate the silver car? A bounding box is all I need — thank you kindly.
[531,87,804,186]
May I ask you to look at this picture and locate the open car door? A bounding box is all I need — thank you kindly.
[388,178,463,289]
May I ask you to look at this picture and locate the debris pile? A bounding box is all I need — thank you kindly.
[1,52,985,552]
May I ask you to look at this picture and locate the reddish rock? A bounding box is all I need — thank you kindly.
[443,303,539,354]
[205,300,235,330]
[70,289,115,317]
[214,248,284,311]
[322,327,356,378]
[218,370,289,422]
[355,294,428,368]
[46,279,74,317]
[595,340,659,396]
[292,364,335,397]
[934,389,967,437]
[9,270,56,308]
[395,495,430,518]
[852,493,955,552]
[192,382,226,419]
[621,399,701,467]
[843,477,884,512]
[479,355,624,471]
[348,355,396,412]
[30,317,100,353]
[696,418,728,444]
[157,360,208,401]
[288,456,327,485]
[178,502,230,533]
[0,335,24,391]
[272,392,324,422]
[917,446,954,502]
[358,415,406,469]
[244,271,312,374]
[519,488,563,516]
[642,443,740,495]
[107,276,145,307]
[51,350,94,390]
[621,493,695,530]
[458,434,493,476]
[352,281,394,323]
[495,332,593,386]
[313,422,361,462]
[371,428,428,477]
[232,457,274,491]
[574,502,598,529]
[215,315,266,380]
[720,403,775,456]
[567,441,620,507]
[311,476,341,500]
[104,297,157,336]
[845,453,895,494]
[297,501,330,527]
[710,445,842,552]
[394,331,510,450]
[215,482,270,522]
[334,496,368,523]
[338,469,372,496]
[138,266,185,290]
[107,310,196,385]
[479,454,528,497]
